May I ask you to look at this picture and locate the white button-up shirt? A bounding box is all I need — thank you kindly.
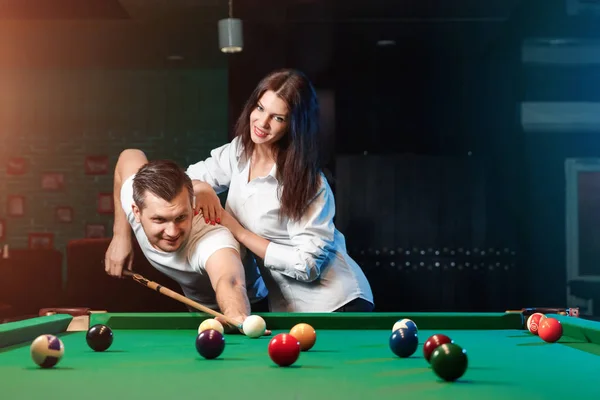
[186,137,374,312]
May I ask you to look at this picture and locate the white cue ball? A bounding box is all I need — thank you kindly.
[242,315,266,338]
[198,318,224,334]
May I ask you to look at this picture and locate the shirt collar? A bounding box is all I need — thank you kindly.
[236,145,279,182]
[267,163,278,181]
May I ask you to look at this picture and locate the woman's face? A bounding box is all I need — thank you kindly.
[249,90,289,148]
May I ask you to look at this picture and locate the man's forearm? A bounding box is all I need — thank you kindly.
[214,279,250,325]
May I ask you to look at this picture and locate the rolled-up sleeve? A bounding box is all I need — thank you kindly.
[120,174,137,225]
[186,138,238,194]
[264,181,336,282]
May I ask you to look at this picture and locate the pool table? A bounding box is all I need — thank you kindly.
[1,312,599,399]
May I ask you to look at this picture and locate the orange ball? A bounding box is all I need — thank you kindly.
[538,318,563,343]
[289,323,316,351]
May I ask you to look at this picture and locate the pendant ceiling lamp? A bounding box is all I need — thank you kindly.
[218,0,243,53]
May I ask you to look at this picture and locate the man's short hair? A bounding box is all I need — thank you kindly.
[132,160,194,210]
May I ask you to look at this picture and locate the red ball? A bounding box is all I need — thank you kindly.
[538,318,563,343]
[268,333,301,367]
[423,334,453,363]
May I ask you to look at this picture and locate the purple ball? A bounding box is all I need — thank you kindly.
[195,329,225,359]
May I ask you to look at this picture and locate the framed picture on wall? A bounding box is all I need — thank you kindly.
[85,224,106,238]
[56,206,73,223]
[6,157,28,175]
[0,219,5,241]
[7,195,25,217]
[85,155,109,175]
[41,172,65,191]
[28,233,54,249]
[97,193,114,214]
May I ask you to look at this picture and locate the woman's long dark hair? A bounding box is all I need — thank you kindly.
[234,69,321,221]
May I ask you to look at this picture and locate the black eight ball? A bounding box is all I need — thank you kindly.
[86,324,114,352]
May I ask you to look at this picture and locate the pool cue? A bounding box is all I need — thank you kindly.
[121,270,243,329]
[505,307,579,318]
[506,307,571,314]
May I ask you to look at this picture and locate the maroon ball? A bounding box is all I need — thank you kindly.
[195,329,225,359]
[423,334,453,363]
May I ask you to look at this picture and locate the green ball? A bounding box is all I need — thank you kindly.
[430,343,468,382]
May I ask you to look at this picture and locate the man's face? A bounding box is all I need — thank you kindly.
[132,189,193,252]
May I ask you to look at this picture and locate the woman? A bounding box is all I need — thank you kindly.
[187,69,374,312]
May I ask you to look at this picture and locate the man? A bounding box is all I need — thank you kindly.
[104,149,268,327]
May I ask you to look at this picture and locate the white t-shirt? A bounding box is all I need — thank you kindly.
[186,137,374,312]
[120,174,268,310]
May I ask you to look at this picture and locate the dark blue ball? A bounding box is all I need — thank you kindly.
[195,329,225,359]
[389,328,418,358]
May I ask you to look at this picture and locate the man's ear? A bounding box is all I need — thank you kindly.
[132,204,142,223]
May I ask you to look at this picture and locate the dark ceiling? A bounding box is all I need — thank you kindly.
[0,0,593,69]
[0,0,521,21]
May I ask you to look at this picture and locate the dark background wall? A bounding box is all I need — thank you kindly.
[0,69,229,254]
[1,0,600,314]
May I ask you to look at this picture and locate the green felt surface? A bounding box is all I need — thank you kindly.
[1,314,599,399]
